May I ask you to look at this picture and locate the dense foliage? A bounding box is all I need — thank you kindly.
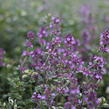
[19,16,108,109]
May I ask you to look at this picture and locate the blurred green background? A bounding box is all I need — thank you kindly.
[0,0,109,108]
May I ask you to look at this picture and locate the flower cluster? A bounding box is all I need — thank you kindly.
[80,5,92,24]
[20,17,106,109]
[0,48,5,67]
[100,29,109,52]
[80,5,98,59]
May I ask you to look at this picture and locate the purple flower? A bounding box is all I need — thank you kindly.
[70,88,80,94]
[51,16,61,24]
[38,27,48,38]
[27,31,35,40]
[64,34,78,48]
[19,67,27,72]
[64,102,71,109]
[32,92,46,100]
[80,5,91,17]
[22,51,31,56]
[71,106,76,109]
[32,92,37,99]
[100,29,109,52]
[81,29,91,44]
[37,94,46,100]
[24,40,33,48]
